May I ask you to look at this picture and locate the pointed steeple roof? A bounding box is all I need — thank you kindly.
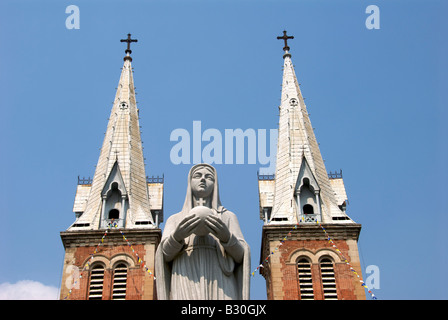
[69,35,154,230]
[270,31,353,224]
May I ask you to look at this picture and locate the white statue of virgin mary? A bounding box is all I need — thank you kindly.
[155,164,250,300]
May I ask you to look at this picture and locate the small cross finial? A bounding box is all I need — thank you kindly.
[120,33,138,61]
[277,30,294,52]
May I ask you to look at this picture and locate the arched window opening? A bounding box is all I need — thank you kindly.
[320,258,338,300]
[297,258,314,300]
[303,204,314,215]
[112,263,128,300]
[302,178,310,186]
[298,176,320,220]
[108,209,120,220]
[104,181,122,220]
[88,265,105,300]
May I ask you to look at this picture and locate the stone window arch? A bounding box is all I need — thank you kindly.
[88,263,106,300]
[319,257,338,300]
[297,257,314,300]
[287,249,342,300]
[112,262,128,300]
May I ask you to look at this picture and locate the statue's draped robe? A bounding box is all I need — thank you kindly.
[155,164,250,300]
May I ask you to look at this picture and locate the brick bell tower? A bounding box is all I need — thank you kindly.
[59,34,164,300]
[257,31,365,300]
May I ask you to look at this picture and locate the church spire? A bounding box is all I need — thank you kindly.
[267,31,353,224]
[258,32,365,301]
[69,34,156,230]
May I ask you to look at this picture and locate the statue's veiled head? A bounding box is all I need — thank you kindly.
[190,165,215,199]
[181,163,223,214]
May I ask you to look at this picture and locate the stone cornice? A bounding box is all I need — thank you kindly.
[60,228,161,249]
[262,223,362,243]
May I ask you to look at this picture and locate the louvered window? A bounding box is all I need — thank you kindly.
[297,258,314,300]
[112,263,128,300]
[88,265,105,300]
[320,258,338,300]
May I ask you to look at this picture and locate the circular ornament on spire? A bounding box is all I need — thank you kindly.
[289,98,298,106]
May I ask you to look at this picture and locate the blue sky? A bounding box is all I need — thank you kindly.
[0,0,447,300]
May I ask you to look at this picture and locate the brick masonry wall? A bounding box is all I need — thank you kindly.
[60,243,156,300]
[59,229,160,300]
[262,225,365,300]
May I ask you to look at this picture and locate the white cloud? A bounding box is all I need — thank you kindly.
[0,280,59,300]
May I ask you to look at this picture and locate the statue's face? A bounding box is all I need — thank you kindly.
[191,167,215,200]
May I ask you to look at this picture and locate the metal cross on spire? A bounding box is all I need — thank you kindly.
[120,33,138,61]
[277,30,294,52]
